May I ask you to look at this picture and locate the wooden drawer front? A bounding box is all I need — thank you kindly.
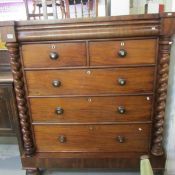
[30,95,153,123]
[89,39,157,66]
[34,124,151,152]
[26,67,155,96]
[22,42,86,68]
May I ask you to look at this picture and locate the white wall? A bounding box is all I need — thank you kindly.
[163,1,175,175]
[130,0,146,14]
[111,0,129,16]
[164,0,175,12]
[173,0,175,11]
[164,36,175,175]
[130,0,175,14]
[0,1,27,21]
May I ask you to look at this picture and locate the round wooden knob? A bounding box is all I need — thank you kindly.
[50,52,59,60]
[55,107,64,115]
[118,49,127,58]
[52,80,61,87]
[117,136,125,143]
[118,106,126,114]
[118,78,126,86]
[58,135,67,143]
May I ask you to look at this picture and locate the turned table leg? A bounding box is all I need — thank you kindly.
[26,168,41,175]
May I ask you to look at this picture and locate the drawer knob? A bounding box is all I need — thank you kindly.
[55,107,64,115]
[118,78,126,86]
[118,106,126,114]
[118,49,127,58]
[50,52,59,60]
[117,136,125,143]
[58,135,67,143]
[52,80,61,87]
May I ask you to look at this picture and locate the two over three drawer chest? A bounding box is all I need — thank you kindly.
[0,13,175,175]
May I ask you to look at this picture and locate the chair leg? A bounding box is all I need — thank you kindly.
[39,6,41,19]
[65,0,70,18]
[62,0,66,18]
[32,1,36,20]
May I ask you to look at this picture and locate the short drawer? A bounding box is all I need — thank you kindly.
[34,124,151,152]
[30,95,153,123]
[26,67,155,96]
[22,42,86,68]
[89,39,157,66]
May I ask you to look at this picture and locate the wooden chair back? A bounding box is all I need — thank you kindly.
[24,0,110,20]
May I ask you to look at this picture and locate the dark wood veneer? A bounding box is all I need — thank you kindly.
[22,42,87,68]
[34,124,151,153]
[30,95,153,123]
[25,67,155,96]
[89,39,157,66]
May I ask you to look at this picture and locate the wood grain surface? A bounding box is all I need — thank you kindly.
[26,67,155,96]
[30,95,153,123]
[22,42,87,68]
[33,124,151,153]
[89,39,157,66]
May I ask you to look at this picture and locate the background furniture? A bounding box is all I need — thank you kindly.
[31,0,66,19]
[1,12,175,175]
[24,0,101,19]
[0,50,16,136]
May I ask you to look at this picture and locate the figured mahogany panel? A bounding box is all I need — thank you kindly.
[89,39,157,66]
[22,42,87,68]
[30,95,153,123]
[26,67,155,96]
[34,124,151,153]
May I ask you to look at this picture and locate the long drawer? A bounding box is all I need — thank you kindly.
[30,95,153,123]
[26,67,155,96]
[89,39,157,66]
[22,42,87,68]
[34,124,151,153]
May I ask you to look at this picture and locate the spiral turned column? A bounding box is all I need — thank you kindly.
[151,37,172,156]
[6,43,35,157]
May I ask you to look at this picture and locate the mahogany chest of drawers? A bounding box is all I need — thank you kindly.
[1,13,175,174]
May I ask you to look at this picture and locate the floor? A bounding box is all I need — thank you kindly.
[0,137,140,175]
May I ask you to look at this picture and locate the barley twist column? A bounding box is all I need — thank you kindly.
[6,42,35,157]
[151,37,172,156]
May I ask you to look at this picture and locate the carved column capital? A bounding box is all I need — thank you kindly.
[6,42,35,157]
[151,36,172,156]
